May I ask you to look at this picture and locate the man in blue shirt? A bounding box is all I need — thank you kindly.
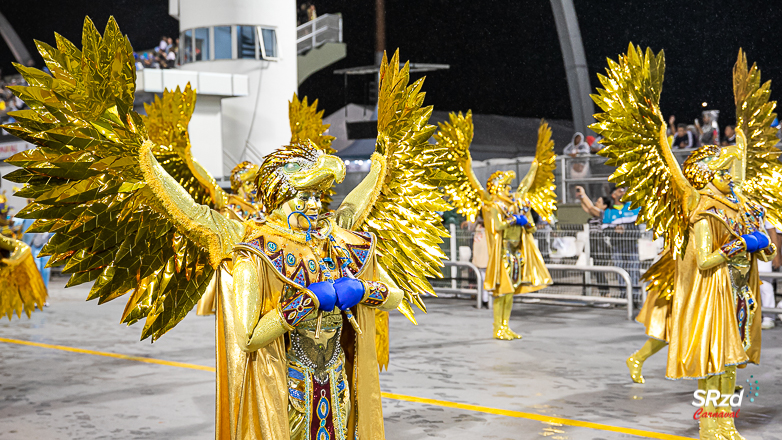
[602,187,641,298]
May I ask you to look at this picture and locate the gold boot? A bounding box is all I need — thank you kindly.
[698,376,728,440]
[493,295,512,340]
[717,366,745,440]
[626,338,667,384]
[501,293,522,339]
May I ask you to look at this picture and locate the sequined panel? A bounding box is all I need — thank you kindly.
[361,281,389,307]
[280,291,317,328]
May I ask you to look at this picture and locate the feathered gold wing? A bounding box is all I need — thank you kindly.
[436,110,487,222]
[0,236,47,319]
[289,93,338,208]
[336,51,454,323]
[519,121,557,222]
[289,93,336,154]
[591,44,697,257]
[144,84,228,209]
[732,50,782,228]
[2,17,241,340]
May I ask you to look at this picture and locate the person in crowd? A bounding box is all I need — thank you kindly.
[307,3,318,21]
[603,186,641,297]
[564,132,591,200]
[157,36,169,53]
[672,123,695,149]
[576,186,612,296]
[297,2,309,25]
[759,221,780,329]
[696,110,720,146]
[589,135,605,154]
[563,132,590,156]
[722,125,736,146]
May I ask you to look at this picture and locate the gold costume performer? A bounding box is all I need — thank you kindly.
[438,111,556,339]
[2,18,456,439]
[592,44,781,439]
[0,234,47,319]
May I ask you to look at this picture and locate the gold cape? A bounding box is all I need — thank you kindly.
[483,198,551,296]
[666,195,762,379]
[636,253,675,342]
[215,225,385,439]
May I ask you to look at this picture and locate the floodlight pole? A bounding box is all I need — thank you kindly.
[550,0,595,135]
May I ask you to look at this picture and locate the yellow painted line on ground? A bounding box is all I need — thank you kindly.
[381,392,695,440]
[1,337,695,440]
[0,337,215,372]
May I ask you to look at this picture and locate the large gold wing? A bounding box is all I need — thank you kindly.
[289,93,337,208]
[335,51,455,323]
[0,236,47,319]
[435,110,488,222]
[143,84,228,209]
[732,50,782,228]
[2,17,240,340]
[517,121,557,222]
[591,44,697,257]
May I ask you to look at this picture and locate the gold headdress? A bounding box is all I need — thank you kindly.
[230,161,260,194]
[255,141,345,213]
[486,171,515,195]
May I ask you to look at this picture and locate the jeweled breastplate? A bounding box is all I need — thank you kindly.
[287,312,350,440]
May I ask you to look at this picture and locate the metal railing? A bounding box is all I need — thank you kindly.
[539,264,633,320]
[296,14,343,55]
[758,272,782,314]
[433,261,485,309]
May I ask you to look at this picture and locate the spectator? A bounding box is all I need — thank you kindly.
[298,3,309,25]
[307,3,318,21]
[563,132,590,156]
[696,110,720,146]
[722,125,736,146]
[603,186,641,298]
[672,123,695,149]
[589,134,605,154]
[576,186,612,295]
[463,216,489,307]
[564,132,591,200]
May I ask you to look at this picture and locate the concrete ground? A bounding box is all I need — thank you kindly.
[0,276,780,439]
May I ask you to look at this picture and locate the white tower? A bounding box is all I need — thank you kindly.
[170,0,297,175]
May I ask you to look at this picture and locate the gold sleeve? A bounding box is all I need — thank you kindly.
[231,252,288,352]
[488,205,514,232]
[140,142,244,266]
[373,263,404,312]
[694,219,728,270]
[0,236,30,267]
[516,160,539,198]
[335,153,386,230]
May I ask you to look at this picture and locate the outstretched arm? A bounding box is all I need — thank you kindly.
[140,142,244,267]
[516,161,539,198]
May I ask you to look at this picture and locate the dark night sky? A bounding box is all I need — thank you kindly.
[3,1,781,127]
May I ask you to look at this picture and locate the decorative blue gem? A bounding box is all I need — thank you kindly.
[308,260,317,272]
[286,253,296,266]
[267,241,277,252]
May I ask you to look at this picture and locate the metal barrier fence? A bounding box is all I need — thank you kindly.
[433,223,782,317]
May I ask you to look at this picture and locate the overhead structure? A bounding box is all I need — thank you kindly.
[550,0,595,135]
[0,9,33,66]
